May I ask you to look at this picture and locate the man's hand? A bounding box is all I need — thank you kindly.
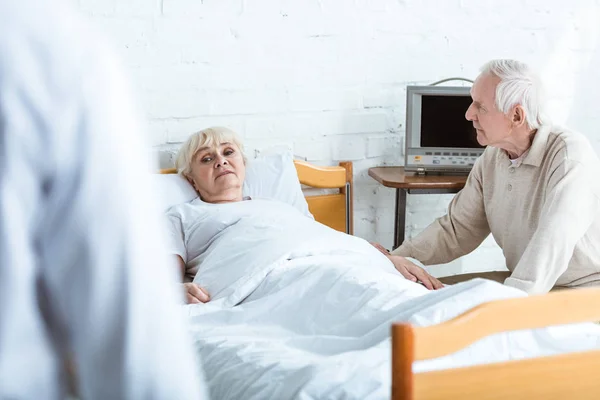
[388,255,443,290]
[183,283,210,304]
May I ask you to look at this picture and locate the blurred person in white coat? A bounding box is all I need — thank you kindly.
[0,1,209,399]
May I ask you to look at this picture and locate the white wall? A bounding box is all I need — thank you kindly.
[78,0,600,277]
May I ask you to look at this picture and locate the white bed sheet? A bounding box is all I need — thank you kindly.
[184,199,600,400]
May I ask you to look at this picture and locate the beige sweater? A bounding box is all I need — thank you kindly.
[392,125,600,294]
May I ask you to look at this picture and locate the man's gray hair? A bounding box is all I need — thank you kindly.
[480,59,548,129]
[175,126,246,178]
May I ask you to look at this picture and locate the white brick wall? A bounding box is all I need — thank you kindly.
[80,0,600,277]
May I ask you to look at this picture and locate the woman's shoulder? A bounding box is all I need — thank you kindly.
[165,197,203,218]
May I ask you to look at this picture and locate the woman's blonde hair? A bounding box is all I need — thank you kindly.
[175,126,246,178]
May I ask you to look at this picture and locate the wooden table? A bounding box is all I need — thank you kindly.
[368,167,467,248]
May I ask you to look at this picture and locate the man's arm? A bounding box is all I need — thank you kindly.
[391,156,491,265]
[505,159,600,294]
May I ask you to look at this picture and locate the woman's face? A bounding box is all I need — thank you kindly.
[187,142,246,203]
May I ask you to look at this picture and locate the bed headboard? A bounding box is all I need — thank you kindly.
[159,160,354,235]
[293,160,353,235]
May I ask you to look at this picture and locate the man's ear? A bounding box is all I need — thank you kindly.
[512,105,526,128]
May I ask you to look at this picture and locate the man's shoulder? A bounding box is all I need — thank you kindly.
[546,126,599,166]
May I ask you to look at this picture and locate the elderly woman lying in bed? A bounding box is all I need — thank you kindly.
[167,126,443,304]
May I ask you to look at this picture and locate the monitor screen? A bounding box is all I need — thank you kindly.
[420,95,483,149]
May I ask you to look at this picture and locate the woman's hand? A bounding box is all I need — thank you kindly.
[388,255,444,290]
[183,283,210,304]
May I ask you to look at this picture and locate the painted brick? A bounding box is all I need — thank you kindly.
[330,136,367,161]
[363,86,406,109]
[288,88,363,112]
[293,140,330,161]
[96,18,154,49]
[115,0,161,17]
[244,139,294,160]
[147,120,169,147]
[209,90,289,115]
[79,0,116,16]
[162,117,245,143]
[245,115,322,139]
[321,112,390,135]
[162,0,244,17]
[366,135,401,158]
[81,0,600,277]
[142,88,211,119]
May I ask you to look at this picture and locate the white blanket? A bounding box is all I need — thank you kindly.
[185,199,600,400]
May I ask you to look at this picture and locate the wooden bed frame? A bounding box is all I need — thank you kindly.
[164,160,600,399]
[393,287,600,399]
[160,159,354,235]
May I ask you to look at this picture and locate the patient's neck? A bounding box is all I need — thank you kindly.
[202,189,244,204]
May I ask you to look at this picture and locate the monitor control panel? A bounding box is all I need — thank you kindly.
[409,151,480,167]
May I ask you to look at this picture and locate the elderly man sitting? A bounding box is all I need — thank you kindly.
[385,59,600,294]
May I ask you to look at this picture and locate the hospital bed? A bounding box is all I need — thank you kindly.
[161,159,600,399]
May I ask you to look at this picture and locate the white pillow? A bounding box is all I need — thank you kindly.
[152,173,198,212]
[243,151,313,219]
[152,151,313,218]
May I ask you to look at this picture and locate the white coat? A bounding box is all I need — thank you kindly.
[0,1,209,398]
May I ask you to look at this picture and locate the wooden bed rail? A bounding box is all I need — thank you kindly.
[293,160,347,188]
[412,287,600,360]
[294,160,353,234]
[392,287,600,400]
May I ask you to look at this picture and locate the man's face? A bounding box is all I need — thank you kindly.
[465,73,513,147]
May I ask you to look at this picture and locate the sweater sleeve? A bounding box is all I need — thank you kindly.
[391,156,491,265]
